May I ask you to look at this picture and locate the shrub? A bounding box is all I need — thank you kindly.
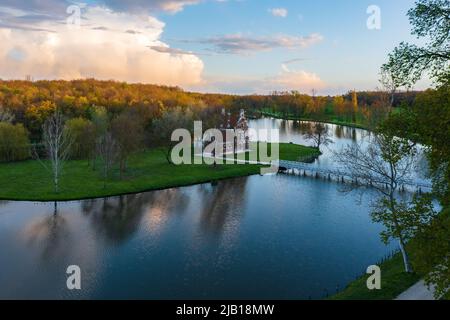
[0,122,30,162]
[64,117,96,159]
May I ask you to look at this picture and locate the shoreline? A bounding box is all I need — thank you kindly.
[0,142,319,202]
[260,111,368,130]
[0,170,260,203]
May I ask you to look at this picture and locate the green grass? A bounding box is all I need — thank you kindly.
[330,253,421,300]
[0,142,318,201]
[275,143,321,162]
[234,142,320,162]
[332,209,450,300]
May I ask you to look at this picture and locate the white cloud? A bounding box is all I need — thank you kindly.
[269,8,288,18]
[273,64,325,91]
[99,0,202,14]
[189,33,323,54]
[0,6,204,86]
[0,0,203,15]
[192,65,326,94]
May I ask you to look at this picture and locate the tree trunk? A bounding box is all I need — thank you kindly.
[103,165,107,189]
[398,238,413,273]
[54,174,59,193]
[165,147,173,165]
[120,159,125,179]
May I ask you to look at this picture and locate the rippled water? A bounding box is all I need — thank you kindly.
[0,120,399,299]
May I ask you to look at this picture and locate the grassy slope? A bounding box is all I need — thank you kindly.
[330,253,421,300]
[0,143,317,201]
[332,209,450,300]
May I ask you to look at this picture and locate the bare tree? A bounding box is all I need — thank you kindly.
[90,105,108,170]
[303,122,333,151]
[97,131,118,188]
[379,69,399,109]
[335,132,418,272]
[42,111,73,193]
[0,105,14,123]
[111,112,144,178]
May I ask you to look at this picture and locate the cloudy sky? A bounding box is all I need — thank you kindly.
[0,0,430,95]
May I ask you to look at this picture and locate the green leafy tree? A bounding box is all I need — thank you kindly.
[65,118,96,160]
[111,112,144,178]
[371,194,438,251]
[152,107,193,164]
[0,122,30,162]
[382,0,450,87]
[90,105,109,170]
[336,131,418,272]
[0,105,14,123]
[412,87,450,205]
[410,209,450,298]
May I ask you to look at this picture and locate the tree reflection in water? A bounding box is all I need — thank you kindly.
[81,190,190,243]
[198,178,248,237]
[335,126,343,139]
[22,202,70,260]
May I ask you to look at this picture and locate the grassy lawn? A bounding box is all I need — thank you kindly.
[233,142,320,162]
[275,143,321,162]
[330,253,421,300]
[0,142,317,201]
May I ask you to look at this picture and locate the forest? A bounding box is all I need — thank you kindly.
[0,78,419,153]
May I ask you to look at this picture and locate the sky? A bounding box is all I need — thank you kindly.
[0,0,431,95]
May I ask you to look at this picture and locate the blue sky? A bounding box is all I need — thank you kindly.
[0,0,430,95]
[160,0,426,93]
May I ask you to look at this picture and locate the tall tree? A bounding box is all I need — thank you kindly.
[111,112,144,178]
[0,122,30,162]
[379,69,399,109]
[303,122,333,151]
[335,131,419,272]
[42,111,73,193]
[0,105,14,123]
[382,0,450,87]
[152,107,193,164]
[97,131,118,188]
[410,208,450,298]
[90,105,109,170]
[65,117,96,160]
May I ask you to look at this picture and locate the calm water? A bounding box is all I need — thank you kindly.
[0,120,398,299]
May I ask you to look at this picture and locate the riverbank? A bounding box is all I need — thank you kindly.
[330,253,421,300]
[260,110,368,130]
[331,209,450,300]
[0,142,319,201]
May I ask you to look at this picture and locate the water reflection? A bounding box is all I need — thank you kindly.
[0,200,9,209]
[199,179,247,236]
[0,119,405,299]
[23,203,70,260]
[142,189,190,235]
[81,190,190,243]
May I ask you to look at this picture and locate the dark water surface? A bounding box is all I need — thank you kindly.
[0,120,397,299]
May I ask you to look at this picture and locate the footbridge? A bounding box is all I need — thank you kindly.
[278,160,433,191]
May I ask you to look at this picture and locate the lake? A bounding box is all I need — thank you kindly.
[0,120,397,299]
